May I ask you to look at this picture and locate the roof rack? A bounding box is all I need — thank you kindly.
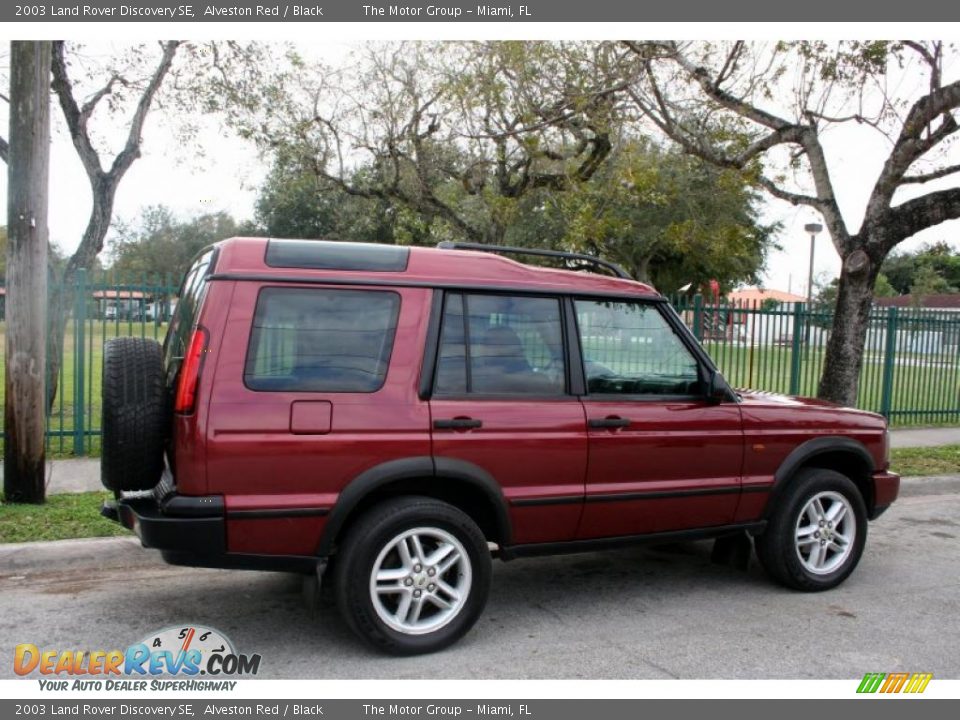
[435,241,632,280]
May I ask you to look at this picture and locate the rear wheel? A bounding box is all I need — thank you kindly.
[756,468,867,591]
[101,337,168,493]
[333,497,491,655]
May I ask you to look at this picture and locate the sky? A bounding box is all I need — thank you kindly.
[1,38,958,296]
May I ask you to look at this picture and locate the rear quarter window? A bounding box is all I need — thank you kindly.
[163,247,216,384]
[244,287,401,393]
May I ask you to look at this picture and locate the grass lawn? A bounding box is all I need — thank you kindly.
[0,491,131,544]
[889,445,960,477]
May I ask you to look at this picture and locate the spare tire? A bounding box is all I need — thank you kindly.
[101,337,168,493]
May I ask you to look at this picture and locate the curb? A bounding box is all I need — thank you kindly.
[0,535,160,574]
[899,475,960,497]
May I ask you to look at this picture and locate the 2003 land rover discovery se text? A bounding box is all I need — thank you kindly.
[101,238,900,655]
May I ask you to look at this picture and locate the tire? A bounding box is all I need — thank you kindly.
[756,468,867,592]
[101,337,168,493]
[333,496,492,655]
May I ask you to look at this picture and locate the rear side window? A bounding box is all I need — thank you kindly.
[244,288,400,393]
[434,293,566,396]
[163,247,216,382]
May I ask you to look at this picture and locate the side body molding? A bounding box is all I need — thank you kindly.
[316,456,512,556]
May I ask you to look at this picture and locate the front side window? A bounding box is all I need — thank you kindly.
[245,288,400,393]
[575,300,701,396]
[435,293,566,396]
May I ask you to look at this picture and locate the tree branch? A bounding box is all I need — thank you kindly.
[901,163,960,185]
[903,40,941,93]
[109,41,180,178]
[714,41,745,88]
[628,51,806,170]
[799,129,851,248]
[0,135,8,164]
[624,51,852,244]
[662,42,794,131]
[868,80,960,213]
[756,176,820,206]
[51,41,105,180]
[50,40,181,279]
[887,186,960,246]
[80,74,119,123]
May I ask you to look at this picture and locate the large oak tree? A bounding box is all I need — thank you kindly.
[617,40,960,406]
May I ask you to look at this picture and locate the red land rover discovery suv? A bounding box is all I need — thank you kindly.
[101,238,899,655]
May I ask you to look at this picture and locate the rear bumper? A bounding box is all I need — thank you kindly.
[870,470,901,520]
[115,495,226,555]
[105,494,315,574]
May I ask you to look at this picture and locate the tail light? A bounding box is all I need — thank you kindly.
[174,326,209,414]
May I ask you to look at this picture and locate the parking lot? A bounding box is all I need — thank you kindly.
[1,477,958,680]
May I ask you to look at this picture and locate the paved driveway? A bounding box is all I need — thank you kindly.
[1,478,958,679]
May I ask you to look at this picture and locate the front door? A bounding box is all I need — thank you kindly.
[428,292,588,546]
[573,298,744,539]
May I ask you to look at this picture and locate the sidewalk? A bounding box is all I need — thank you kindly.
[0,426,953,496]
[1,457,102,495]
[889,427,959,448]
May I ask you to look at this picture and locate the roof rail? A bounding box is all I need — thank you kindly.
[435,241,632,280]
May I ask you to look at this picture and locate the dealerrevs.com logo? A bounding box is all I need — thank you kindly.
[15,625,261,691]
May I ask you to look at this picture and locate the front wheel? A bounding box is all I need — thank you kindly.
[333,497,492,655]
[756,468,867,591]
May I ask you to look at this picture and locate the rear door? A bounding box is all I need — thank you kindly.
[574,298,744,538]
[428,292,588,545]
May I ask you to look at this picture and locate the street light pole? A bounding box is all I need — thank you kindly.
[804,222,823,304]
[803,222,823,348]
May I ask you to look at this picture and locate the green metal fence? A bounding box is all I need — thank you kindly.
[674,296,960,425]
[0,269,179,457]
[1,277,959,458]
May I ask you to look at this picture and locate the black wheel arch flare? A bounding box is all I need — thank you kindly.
[765,436,877,518]
[316,456,512,556]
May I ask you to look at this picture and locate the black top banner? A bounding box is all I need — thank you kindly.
[4,0,958,22]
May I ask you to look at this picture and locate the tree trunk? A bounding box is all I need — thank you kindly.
[45,190,113,413]
[486,219,507,246]
[816,247,879,407]
[44,284,69,413]
[633,255,652,284]
[4,41,51,504]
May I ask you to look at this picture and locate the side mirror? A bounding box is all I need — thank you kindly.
[705,369,729,404]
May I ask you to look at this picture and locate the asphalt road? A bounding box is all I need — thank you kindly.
[2,478,959,680]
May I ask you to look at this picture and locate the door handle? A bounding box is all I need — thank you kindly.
[433,417,483,430]
[588,416,631,429]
